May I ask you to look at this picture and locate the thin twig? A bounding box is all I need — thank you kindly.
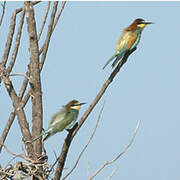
[15,1,40,15]
[0,111,15,153]
[52,1,66,31]
[0,1,6,27]
[48,151,59,174]
[87,162,91,179]
[89,120,141,180]
[39,1,58,69]
[0,12,16,66]
[8,73,31,82]
[62,101,105,180]
[106,166,119,180]
[39,1,66,55]
[7,10,25,73]
[2,144,25,159]
[0,73,31,82]
[37,1,51,40]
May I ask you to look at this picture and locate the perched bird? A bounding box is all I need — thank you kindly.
[32,100,86,142]
[103,18,153,69]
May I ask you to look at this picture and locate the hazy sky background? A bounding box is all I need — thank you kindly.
[0,1,180,180]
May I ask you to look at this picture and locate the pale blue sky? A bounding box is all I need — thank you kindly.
[0,1,180,180]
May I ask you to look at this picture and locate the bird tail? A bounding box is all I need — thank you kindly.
[111,57,120,68]
[103,54,116,69]
[32,131,47,142]
[43,133,51,141]
[111,50,126,68]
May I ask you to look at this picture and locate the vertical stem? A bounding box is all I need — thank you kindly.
[24,2,43,156]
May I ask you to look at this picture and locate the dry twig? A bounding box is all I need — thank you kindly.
[0,1,6,27]
[106,166,119,180]
[88,120,141,180]
[52,1,66,31]
[0,144,52,179]
[7,10,25,73]
[38,2,51,40]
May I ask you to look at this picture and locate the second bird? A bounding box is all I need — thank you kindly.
[103,18,153,69]
[32,100,86,142]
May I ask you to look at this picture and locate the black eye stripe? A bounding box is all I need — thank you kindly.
[71,104,79,107]
[138,21,145,24]
[137,18,144,21]
[136,18,145,24]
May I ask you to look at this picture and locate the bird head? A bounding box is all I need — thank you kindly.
[128,18,154,31]
[65,100,86,110]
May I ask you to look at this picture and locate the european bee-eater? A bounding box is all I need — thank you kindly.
[32,100,86,142]
[103,18,153,69]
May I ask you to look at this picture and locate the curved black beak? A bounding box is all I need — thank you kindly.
[79,102,86,106]
[145,22,154,25]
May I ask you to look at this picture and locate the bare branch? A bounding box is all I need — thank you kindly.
[54,48,137,180]
[0,1,39,70]
[0,111,15,153]
[0,144,51,179]
[8,73,31,82]
[20,1,62,98]
[7,10,25,73]
[52,1,66,31]
[24,1,43,156]
[106,166,119,180]
[2,144,26,161]
[62,101,105,180]
[0,12,16,67]
[0,1,6,27]
[2,75,34,157]
[19,1,60,98]
[87,162,91,179]
[39,1,66,56]
[0,2,66,153]
[37,2,51,40]
[0,7,28,155]
[39,1,58,68]
[89,120,141,180]
[15,1,41,15]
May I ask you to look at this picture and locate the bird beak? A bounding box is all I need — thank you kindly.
[79,102,86,106]
[144,22,154,25]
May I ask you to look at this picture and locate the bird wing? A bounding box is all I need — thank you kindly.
[111,32,137,68]
[103,31,127,69]
[48,107,78,135]
[32,131,47,142]
[115,31,129,52]
[126,33,137,49]
[48,107,67,130]
[116,31,137,51]
[103,54,117,69]
[103,31,137,69]
[65,111,78,130]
